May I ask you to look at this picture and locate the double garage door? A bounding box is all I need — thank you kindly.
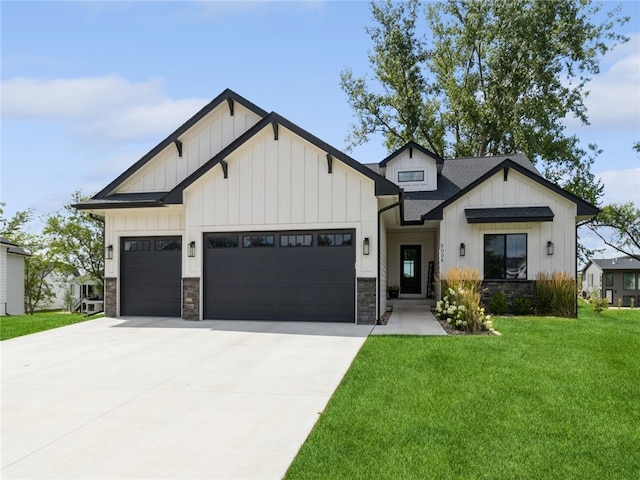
[204,230,355,322]
[120,231,355,322]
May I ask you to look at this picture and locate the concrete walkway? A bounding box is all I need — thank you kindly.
[371,304,447,335]
[1,316,372,479]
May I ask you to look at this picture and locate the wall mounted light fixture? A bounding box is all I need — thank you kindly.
[547,241,554,256]
[105,245,113,260]
[363,237,370,256]
[460,242,466,257]
[188,241,196,257]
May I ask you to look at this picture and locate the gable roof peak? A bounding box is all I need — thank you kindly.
[379,142,444,167]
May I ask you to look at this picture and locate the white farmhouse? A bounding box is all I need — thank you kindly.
[75,89,599,323]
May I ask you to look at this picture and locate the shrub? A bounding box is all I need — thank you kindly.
[631,298,635,309]
[617,298,622,309]
[489,291,508,315]
[535,271,576,317]
[513,294,532,316]
[437,268,491,333]
[590,292,609,316]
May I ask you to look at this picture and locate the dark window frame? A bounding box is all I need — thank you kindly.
[123,240,150,252]
[280,234,313,247]
[605,271,614,286]
[483,233,528,280]
[623,272,637,290]
[318,233,353,247]
[398,170,424,182]
[242,235,275,248]
[207,236,239,248]
[155,239,182,251]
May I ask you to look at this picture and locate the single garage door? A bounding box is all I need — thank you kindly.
[204,230,355,322]
[120,236,182,316]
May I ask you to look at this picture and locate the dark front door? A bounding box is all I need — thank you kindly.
[400,245,421,294]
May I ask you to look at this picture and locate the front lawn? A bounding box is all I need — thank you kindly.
[0,311,96,340]
[286,303,640,479]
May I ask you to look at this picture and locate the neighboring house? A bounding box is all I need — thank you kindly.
[584,256,640,306]
[0,236,30,316]
[75,89,599,323]
[581,261,603,299]
[45,273,102,312]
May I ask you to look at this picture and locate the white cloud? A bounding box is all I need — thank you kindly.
[597,167,640,205]
[573,33,640,130]
[1,74,208,143]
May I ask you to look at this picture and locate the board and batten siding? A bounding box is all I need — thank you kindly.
[440,169,577,279]
[384,149,438,192]
[183,126,378,278]
[103,208,186,278]
[113,103,263,194]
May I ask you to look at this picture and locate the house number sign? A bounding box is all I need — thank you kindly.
[440,243,445,263]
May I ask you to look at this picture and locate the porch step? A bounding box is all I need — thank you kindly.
[387,298,435,307]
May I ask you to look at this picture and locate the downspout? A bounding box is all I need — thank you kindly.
[377,191,403,323]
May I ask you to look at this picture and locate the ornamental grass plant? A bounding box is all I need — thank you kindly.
[535,271,576,317]
[437,268,491,333]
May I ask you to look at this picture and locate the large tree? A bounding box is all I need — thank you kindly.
[587,202,640,261]
[43,191,104,290]
[341,0,628,203]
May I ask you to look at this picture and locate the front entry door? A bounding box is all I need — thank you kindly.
[400,245,421,294]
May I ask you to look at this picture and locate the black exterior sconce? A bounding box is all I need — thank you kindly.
[105,245,113,260]
[547,241,554,255]
[363,237,370,255]
[460,243,465,257]
[188,241,196,257]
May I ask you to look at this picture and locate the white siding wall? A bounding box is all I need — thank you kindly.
[104,208,186,279]
[0,247,7,316]
[582,263,603,297]
[379,212,389,317]
[385,149,437,191]
[114,104,263,194]
[6,253,26,315]
[440,169,577,279]
[183,126,378,279]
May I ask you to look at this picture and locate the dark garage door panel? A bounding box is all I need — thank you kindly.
[204,231,355,322]
[120,236,182,317]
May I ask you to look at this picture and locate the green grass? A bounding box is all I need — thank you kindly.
[286,302,640,479]
[0,311,97,340]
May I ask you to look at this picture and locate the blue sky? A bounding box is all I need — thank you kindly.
[2,1,639,255]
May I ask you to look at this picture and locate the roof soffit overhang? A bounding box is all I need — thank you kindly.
[421,159,599,222]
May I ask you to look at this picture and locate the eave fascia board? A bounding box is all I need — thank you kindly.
[93,89,269,199]
[379,141,444,167]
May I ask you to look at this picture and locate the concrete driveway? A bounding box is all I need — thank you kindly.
[1,316,372,479]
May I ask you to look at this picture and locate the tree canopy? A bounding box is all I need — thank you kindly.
[341,0,628,203]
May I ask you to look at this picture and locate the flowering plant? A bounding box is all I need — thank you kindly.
[436,287,492,333]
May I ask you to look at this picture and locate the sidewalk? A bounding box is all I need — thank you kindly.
[371,304,447,336]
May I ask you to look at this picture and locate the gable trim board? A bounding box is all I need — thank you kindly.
[93,89,268,199]
[75,89,598,323]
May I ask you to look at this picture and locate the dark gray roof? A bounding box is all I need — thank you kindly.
[465,206,554,223]
[75,192,167,210]
[402,154,537,222]
[592,256,640,271]
[0,236,30,256]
